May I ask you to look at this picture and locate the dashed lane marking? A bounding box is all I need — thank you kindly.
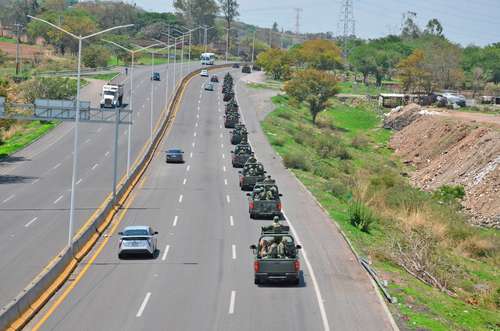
[91,163,99,170]
[162,245,170,261]
[226,195,230,203]
[76,178,83,185]
[136,292,152,317]
[53,195,63,204]
[2,194,15,203]
[229,216,234,226]
[232,244,236,259]
[224,179,228,185]
[24,217,38,228]
[228,291,236,314]
[178,194,183,203]
[172,216,178,227]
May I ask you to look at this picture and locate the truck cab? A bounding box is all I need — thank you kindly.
[250,221,302,285]
[100,84,124,108]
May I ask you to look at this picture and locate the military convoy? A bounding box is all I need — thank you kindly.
[238,155,266,190]
[221,72,301,285]
[250,218,302,285]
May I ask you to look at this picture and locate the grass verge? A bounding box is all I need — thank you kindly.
[86,72,119,81]
[0,121,57,158]
[261,94,499,331]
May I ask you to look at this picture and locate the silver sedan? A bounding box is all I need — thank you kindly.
[118,226,158,258]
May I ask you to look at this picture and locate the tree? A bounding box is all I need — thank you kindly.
[295,39,342,71]
[471,67,486,97]
[20,77,77,103]
[349,44,377,84]
[256,48,293,80]
[424,18,443,37]
[284,69,339,124]
[82,45,111,68]
[397,49,431,93]
[401,11,421,39]
[218,0,239,55]
[42,0,67,11]
[174,0,219,44]
[75,2,140,30]
[422,38,464,90]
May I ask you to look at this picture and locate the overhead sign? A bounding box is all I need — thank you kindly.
[34,99,91,120]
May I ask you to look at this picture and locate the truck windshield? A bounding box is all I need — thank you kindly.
[104,91,115,96]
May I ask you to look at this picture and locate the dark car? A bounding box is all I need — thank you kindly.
[242,65,251,73]
[252,64,261,71]
[232,63,240,68]
[165,149,184,163]
[210,75,219,83]
[151,72,160,81]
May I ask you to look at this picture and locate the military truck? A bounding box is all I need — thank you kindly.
[224,112,240,128]
[225,98,239,114]
[223,90,235,102]
[239,156,266,190]
[249,218,302,285]
[230,124,247,145]
[231,142,252,167]
[246,176,283,219]
[242,64,251,73]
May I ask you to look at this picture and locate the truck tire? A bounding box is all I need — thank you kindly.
[249,212,255,219]
[254,277,260,285]
[292,278,300,285]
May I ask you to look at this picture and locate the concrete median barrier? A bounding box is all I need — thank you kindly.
[0,64,231,331]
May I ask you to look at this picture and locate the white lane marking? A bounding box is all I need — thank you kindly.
[224,179,228,186]
[182,178,187,185]
[192,142,196,148]
[52,162,61,170]
[105,151,110,157]
[189,152,193,158]
[2,194,15,203]
[31,178,40,185]
[228,291,236,314]
[172,216,178,227]
[229,216,234,226]
[53,195,63,204]
[186,165,190,172]
[24,217,38,228]
[76,178,83,185]
[136,292,152,317]
[195,122,198,127]
[84,138,91,144]
[178,194,183,203]
[221,143,224,148]
[223,166,226,172]
[162,245,170,261]
[220,133,223,138]
[232,244,236,259]
[91,163,99,170]
[282,210,330,331]
[196,114,199,119]
[123,130,127,136]
[193,132,197,137]
[97,127,103,133]
[219,124,222,129]
[222,153,225,159]
[226,195,231,203]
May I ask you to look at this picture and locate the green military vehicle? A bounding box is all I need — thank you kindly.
[230,124,247,145]
[246,176,282,219]
[225,98,239,114]
[231,142,252,167]
[249,218,302,285]
[239,155,266,190]
[224,112,240,128]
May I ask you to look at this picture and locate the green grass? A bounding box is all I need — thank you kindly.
[0,36,16,44]
[261,95,500,331]
[0,121,57,158]
[247,80,283,90]
[86,72,119,81]
[337,81,393,95]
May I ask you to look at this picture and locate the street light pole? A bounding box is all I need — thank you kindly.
[252,30,256,63]
[27,15,133,254]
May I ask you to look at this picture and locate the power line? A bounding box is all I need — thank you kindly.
[339,0,355,58]
[294,8,303,35]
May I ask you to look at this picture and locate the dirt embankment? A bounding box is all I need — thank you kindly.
[385,104,500,228]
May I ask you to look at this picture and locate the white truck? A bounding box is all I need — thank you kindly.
[200,52,215,65]
[100,84,124,108]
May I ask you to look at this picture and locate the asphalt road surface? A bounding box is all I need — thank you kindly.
[0,61,203,309]
[26,69,396,331]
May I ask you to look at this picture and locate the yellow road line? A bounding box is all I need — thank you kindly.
[28,72,198,331]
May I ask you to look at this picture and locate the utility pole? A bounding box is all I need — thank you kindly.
[339,0,355,60]
[14,23,22,75]
[251,30,256,63]
[293,8,302,45]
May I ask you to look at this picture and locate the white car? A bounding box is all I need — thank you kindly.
[200,69,209,77]
[118,226,158,258]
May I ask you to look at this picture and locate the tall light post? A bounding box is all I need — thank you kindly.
[251,29,256,63]
[27,15,133,254]
[102,40,160,180]
[223,27,231,63]
[201,25,215,53]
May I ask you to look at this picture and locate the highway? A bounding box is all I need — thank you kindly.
[0,61,203,310]
[26,69,396,331]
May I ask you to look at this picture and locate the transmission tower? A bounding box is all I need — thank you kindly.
[338,0,355,58]
[294,8,303,35]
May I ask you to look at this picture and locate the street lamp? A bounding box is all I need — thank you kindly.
[27,15,133,254]
[251,29,256,63]
[223,27,231,64]
[201,25,216,53]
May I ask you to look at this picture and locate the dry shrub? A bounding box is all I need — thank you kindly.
[0,123,22,141]
[283,151,312,171]
[351,134,370,149]
[315,116,335,130]
[458,236,497,258]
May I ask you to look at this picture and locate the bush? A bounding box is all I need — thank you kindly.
[433,185,465,204]
[272,135,286,146]
[313,135,350,160]
[83,45,111,68]
[348,200,376,232]
[325,179,349,198]
[313,162,336,179]
[21,77,77,103]
[277,110,292,120]
[283,151,312,171]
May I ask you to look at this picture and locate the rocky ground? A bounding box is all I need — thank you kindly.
[384,104,500,228]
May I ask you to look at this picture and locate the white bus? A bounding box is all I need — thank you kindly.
[200,52,216,65]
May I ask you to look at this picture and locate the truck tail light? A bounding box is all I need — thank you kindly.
[294,260,300,271]
[254,261,260,272]
[277,202,282,211]
[249,201,254,209]
[240,177,243,184]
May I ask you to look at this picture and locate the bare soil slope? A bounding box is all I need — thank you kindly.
[385,104,500,228]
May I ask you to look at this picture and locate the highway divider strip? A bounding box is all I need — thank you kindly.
[0,64,230,331]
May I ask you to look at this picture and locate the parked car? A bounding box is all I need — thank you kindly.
[200,69,209,77]
[118,226,158,258]
[437,91,466,107]
[166,148,184,163]
[151,72,160,81]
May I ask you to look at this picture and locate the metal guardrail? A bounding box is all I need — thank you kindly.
[34,65,120,77]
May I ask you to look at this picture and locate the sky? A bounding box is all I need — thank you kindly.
[132,0,500,46]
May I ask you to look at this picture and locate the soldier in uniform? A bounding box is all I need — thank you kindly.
[265,188,274,200]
